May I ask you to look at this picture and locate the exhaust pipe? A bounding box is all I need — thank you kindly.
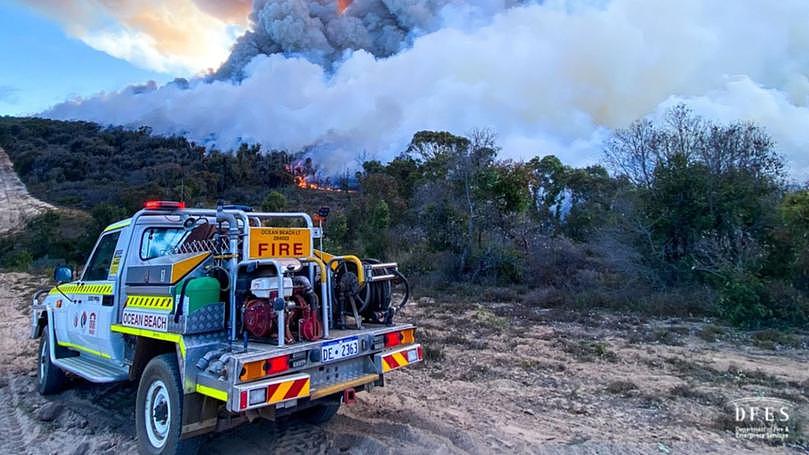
[342,388,356,405]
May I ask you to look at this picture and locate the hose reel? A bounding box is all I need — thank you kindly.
[333,258,410,328]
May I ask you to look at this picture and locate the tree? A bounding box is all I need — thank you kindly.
[605,105,784,267]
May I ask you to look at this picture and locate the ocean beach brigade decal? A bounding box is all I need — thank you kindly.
[122,310,168,332]
[88,312,96,336]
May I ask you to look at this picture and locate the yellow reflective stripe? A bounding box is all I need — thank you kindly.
[104,219,131,232]
[269,381,294,403]
[126,295,174,311]
[392,351,408,367]
[110,324,186,358]
[196,384,227,402]
[49,283,113,296]
[57,341,111,359]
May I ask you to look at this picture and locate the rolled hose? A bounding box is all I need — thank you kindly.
[356,259,410,320]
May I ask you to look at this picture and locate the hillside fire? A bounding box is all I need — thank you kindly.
[285,158,353,192]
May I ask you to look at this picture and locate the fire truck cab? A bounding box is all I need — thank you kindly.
[31,201,420,454]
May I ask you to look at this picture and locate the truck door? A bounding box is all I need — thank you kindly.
[64,229,125,360]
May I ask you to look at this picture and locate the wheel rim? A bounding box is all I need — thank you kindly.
[39,338,47,384]
[144,379,171,448]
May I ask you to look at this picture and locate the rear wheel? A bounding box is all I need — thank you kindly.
[37,328,65,395]
[300,396,341,424]
[136,354,201,455]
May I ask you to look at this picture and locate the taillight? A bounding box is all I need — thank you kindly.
[240,360,264,381]
[401,329,415,344]
[239,390,248,410]
[266,355,290,375]
[240,355,290,382]
[384,328,416,348]
[417,345,423,360]
[384,332,401,348]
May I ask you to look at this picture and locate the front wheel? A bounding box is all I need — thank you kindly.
[37,328,65,395]
[136,354,200,455]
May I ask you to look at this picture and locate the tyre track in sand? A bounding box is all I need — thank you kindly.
[0,379,27,454]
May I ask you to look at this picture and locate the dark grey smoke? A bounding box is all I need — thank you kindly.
[215,0,529,79]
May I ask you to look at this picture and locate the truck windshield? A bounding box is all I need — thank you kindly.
[140,228,187,260]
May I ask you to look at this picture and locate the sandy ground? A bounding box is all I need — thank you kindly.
[0,147,53,235]
[1,272,807,455]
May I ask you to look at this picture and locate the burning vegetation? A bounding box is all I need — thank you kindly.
[285,157,353,192]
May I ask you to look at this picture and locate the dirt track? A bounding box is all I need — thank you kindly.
[1,272,807,454]
[0,147,53,235]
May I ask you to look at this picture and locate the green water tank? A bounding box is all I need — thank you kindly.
[177,277,221,314]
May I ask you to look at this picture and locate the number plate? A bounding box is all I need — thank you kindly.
[321,337,359,363]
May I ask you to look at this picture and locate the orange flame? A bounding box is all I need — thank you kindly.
[286,161,342,192]
[284,160,356,193]
[337,0,352,15]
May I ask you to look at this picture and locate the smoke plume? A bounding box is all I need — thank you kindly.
[45,0,809,177]
[215,0,529,79]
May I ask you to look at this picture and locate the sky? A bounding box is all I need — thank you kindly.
[0,2,170,115]
[0,0,247,115]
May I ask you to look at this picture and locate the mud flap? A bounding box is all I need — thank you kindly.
[181,393,220,439]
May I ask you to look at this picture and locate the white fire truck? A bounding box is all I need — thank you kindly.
[31,201,420,454]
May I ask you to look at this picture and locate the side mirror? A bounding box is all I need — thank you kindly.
[54,266,73,284]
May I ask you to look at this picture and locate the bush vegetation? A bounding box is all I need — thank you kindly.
[1,106,807,327]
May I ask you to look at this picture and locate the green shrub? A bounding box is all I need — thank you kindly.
[261,190,287,212]
[1,250,32,271]
[718,273,771,326]
[718,274,809,327]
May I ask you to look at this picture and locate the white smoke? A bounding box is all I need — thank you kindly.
[46,0,809,178]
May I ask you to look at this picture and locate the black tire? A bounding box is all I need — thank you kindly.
[300,396,341,425]
[37,329,65,395]
[136,354,200,455]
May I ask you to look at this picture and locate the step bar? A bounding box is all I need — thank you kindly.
[47,308,129,383]
[53,356,129,383]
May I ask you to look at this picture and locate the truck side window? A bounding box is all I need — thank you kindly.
[82,232,121,281]
[140,228,187,260]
